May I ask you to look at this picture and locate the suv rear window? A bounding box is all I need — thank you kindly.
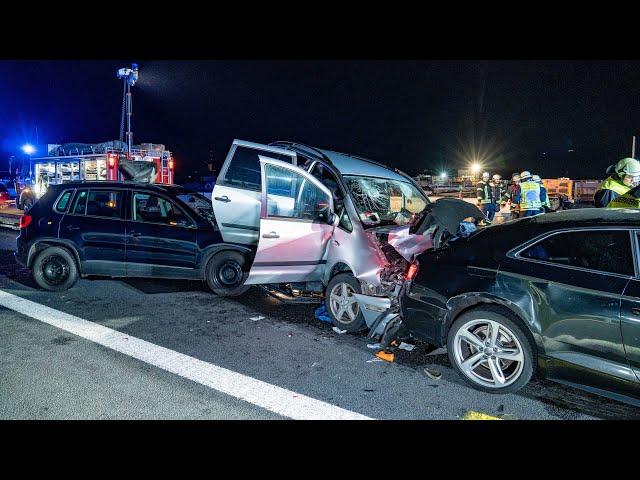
[70,190,88,215]
[222,146,294,191]
[86,190,123,219]
[54,190,73,213]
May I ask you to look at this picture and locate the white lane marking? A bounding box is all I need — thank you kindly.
[0,289,372,420]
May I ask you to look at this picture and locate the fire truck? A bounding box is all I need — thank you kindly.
[17,140,174,210]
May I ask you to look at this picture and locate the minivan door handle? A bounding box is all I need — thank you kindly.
[66,225,80,231]
[262,231,280,239]
[129,231,141,238]
[631,307,640,316]
[214,196,231,203]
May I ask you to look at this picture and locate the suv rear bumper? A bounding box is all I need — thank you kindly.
[15,237,28,267]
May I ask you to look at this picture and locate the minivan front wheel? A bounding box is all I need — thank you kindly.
[447,308,534,394]
[32,246,79,291]
[205,251,250,296]
[325,273,366,332]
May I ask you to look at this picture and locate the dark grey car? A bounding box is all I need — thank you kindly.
[401,209,640,405]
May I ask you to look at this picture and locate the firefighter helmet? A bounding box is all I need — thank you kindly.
[615,158,640,177]
[520,170,532,180]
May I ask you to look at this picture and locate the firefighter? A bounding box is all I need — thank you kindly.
[476,171,495,222]
[513,170,542,217]
[594,157,640,208]
[490,174,505,222]
[532,175,551,213]
[501,172,520,219]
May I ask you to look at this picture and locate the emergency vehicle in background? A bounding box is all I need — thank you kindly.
[541,177,601,210]
[16,140,174,210]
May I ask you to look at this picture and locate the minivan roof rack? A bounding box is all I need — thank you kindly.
[269,141,332,164]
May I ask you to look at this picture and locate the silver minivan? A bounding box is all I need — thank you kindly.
[210,140,434,331]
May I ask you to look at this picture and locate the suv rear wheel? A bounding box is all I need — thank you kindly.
[205,250,250,296]
[325,273,366,332]
[32,246,79,292]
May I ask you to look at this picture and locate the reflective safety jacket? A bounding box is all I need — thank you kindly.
[607,187,640,208]
[595,175,630,208]
[476,180,493,204]
[540,186,551,210]
[490,182,505,205]
[516,181,542,211]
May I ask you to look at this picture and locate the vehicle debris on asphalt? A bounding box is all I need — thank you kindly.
[250,315,265,321]
[398,342,415,351]
[332,326,347,334]
[375,350,395,362]
[314,304,332,324]
[423,367,442,380]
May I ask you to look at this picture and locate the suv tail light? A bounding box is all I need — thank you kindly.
[405,262,419,281]
[19,214,32,229]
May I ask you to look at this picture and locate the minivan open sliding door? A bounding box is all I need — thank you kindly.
[246,157,335,285]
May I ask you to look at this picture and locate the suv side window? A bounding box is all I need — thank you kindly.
[520,229,634,276]
[132,192,195,228]
[54,190,74,213]
[70,189,88,215]
[221,146,294,192]
[86,190,123,219]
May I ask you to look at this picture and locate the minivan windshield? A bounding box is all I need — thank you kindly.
[343,175,429,228]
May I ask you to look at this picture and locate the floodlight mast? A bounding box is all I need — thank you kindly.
[116,63,139,157]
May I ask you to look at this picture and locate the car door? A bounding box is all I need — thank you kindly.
[211,140,297,246]
[619,230,640,383]
[125,190,199,278]
[245,157,335,285]
[58,188,126,276]
[507,228,635,385]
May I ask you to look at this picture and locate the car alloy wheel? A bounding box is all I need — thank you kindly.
[329,282,359,325]
[452,319,525,389]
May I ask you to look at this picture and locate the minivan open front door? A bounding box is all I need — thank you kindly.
[246,157,335,285]
[211,140,297,246]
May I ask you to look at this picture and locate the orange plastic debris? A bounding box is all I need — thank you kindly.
[375,350,395,362]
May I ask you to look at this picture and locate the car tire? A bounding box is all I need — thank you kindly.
[32,246,79,292]
[205,250,250,296]
[325,273,366,332]
[446,307,534,394]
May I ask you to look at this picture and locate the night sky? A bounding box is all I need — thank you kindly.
[1,60,640,182]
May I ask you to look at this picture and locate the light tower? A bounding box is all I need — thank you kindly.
[116,63,139,157]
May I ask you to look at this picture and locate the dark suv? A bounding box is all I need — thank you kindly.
[16,181,253,293]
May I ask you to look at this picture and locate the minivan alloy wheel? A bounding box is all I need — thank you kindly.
[453,319,525,388]
[329,282,359,324]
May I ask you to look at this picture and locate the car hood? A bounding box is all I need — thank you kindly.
[365,198,484,264]
[414,198,484,236]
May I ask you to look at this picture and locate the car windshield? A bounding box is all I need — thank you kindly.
[343,175,429,228]
[176,192,215,223]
